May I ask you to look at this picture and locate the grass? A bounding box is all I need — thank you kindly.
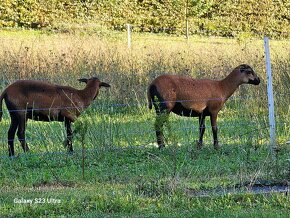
[1,186,289,217]
[0,29,289,217]
[0,143,289,217]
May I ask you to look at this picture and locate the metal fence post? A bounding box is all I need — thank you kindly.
[127,24,131,48]
[263,36,276,157]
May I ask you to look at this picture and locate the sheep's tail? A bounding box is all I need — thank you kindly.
[147,84,159,110]
[147,86,153,109]
[147,85,154,110]
[0,91,5,122]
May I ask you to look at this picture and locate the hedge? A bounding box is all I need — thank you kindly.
[0,0,289,38]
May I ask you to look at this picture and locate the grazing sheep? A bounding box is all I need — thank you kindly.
[147,64,260,149]
[0,77,110,157]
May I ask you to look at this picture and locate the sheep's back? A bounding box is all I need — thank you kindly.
[151,75,224,112]
[4,80,80,110]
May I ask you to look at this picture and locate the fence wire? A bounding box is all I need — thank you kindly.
[0,92,289,114]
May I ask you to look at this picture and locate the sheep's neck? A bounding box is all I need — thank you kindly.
[80,85,98,106]
[220,72,242,99]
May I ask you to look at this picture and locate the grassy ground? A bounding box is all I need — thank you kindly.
[0,30,289,217]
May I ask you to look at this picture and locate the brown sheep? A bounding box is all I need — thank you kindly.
[0,77,110,157]
[147,64,260,149]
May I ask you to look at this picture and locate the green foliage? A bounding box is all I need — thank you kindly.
[0,0,289,38]
[74,117,90,142]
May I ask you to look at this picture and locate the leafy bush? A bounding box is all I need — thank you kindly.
[0,0,289,38]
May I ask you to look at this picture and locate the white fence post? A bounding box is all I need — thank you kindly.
[263,36,276,157]
[127,24,131,48]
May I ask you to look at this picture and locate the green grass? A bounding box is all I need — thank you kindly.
[1,186,289,217]
[0,143,289,217]
[0,30,289,217]
[0,104,289,217]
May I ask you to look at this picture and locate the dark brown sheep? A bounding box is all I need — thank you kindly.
[0,77,110,157]
[147,64,260,149]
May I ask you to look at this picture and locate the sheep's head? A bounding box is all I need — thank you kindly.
[78,77,111,99]
[237,64,260,85]
[78,77,111,87]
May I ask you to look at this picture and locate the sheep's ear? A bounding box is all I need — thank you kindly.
[78,78,88,84]
[100,82,111,88]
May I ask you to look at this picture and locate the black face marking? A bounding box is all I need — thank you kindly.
[248,77,260,85]
[238,64,260,85]
[78,77,100,84]
[240,64,253,74]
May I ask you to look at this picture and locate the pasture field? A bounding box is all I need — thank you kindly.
[0,30,289,217]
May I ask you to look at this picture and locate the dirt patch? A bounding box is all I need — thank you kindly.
[186,180,289,197]
[32,180,76,190]
[1,181,76,193]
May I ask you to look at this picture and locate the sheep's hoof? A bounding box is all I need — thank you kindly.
[9,155,18,159]
[67,150,74,155]
[196,141,203,149]
[214,144,221,150]
[23,146,30,152]
[63,140,68,148]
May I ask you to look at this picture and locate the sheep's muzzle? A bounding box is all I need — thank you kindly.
[248,77,260,85]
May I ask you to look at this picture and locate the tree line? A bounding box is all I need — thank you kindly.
[0,0,289,38]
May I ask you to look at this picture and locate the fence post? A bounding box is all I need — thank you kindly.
[263,36,276,157]
[127,24,131,48]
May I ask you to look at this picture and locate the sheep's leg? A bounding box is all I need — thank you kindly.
[152,92,171,149]
[17,116,29,153]
[197,114,206,149]
[65,119,73,153]
[210,113,219,149]
[155,112,169,149]
[8,116,18,157]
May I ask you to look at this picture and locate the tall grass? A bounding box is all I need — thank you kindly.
[0,31,289,102]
